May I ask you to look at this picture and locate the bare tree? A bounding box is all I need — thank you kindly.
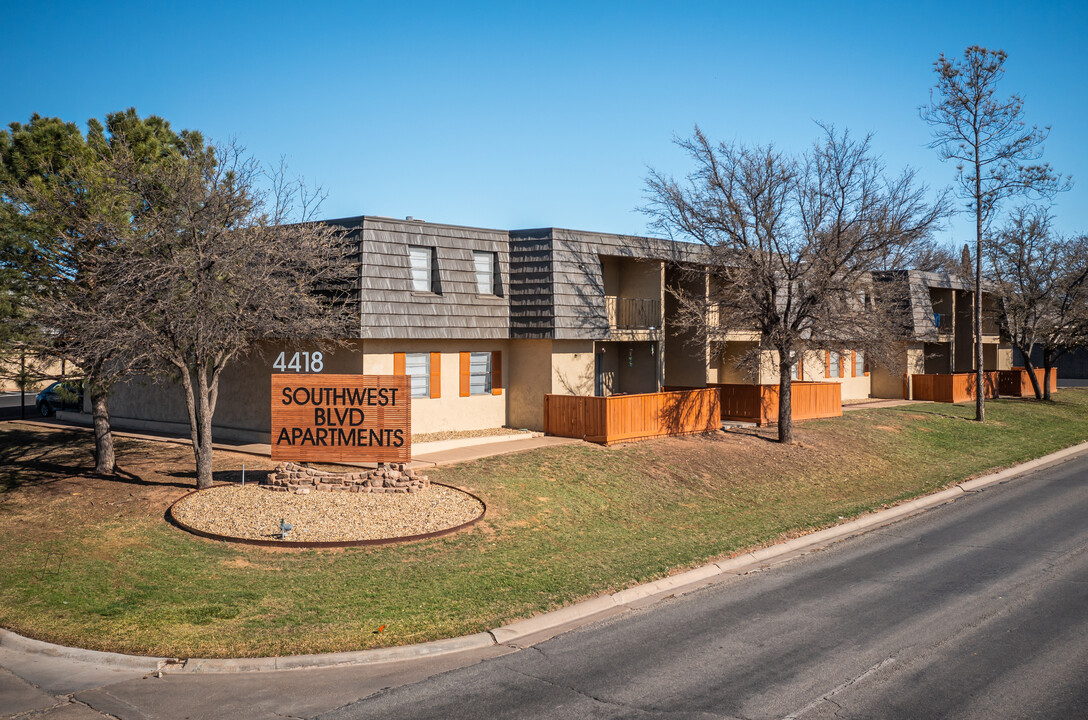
[922,46,1070,421]
[986,206,1063,399]
[1035,233,1088,398]
[645,125,947,443]
[76,139,358,487]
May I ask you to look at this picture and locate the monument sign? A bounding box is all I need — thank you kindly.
[270,374,411,463]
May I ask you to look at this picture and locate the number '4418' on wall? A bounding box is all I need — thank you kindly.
[273,351,324,373]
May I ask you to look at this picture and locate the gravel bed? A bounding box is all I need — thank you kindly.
[171,484,484,543]
[413,427,529,443]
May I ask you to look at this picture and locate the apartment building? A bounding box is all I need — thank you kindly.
[106,218,688,440]
[870,270,1013,399]
[102,217,1004,441]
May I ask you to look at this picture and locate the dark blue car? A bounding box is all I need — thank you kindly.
[36,380,84,416]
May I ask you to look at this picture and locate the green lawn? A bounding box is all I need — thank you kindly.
[1,390,1087,658]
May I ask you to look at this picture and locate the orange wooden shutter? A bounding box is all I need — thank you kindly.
[797,355,803,381]
[851,350,857,377]
[839,352,845,378]
[393,352,405,375]
[864,353,870,376]
[824,350,831,378]
[429,352,441,398]
[459,352,470,397]
[491,350,503,395]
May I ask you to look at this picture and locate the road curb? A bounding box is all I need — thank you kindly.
[0,629,166,673]
[4,440,1087,673]
[172,632,498,673]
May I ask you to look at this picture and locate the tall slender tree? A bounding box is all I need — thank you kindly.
[922,46,1069,421]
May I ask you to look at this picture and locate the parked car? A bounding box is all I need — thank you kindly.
[36,380,84,417]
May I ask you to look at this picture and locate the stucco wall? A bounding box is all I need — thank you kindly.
[716,341,758,383]
[954,290,974,372]
[924,342,952,374]
[774,349,871,400]
[552,340,595,396]
[507,339,554,430]
[601,256,663,300]
[107,341,366,443]
[361,339,509,435]
[998,346,1013,371]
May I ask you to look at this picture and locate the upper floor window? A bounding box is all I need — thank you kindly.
[473,251,497,295]
[408,246,437,293]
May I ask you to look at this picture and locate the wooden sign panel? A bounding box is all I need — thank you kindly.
[271,374,411,463]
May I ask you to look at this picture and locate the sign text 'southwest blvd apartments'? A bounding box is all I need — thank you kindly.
[271,374,411,463]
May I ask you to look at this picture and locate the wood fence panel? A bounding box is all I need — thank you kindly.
[544,389,720,445]
[710,382,841,425]
[712,383,764,423]
[912,372,999,402]
[998,368,1058,396]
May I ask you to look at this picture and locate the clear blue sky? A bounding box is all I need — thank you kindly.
[3,0,1086,247]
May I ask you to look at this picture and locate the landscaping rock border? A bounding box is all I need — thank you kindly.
[265,461,428,494]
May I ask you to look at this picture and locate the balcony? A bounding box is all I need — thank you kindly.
[606,296,660,334]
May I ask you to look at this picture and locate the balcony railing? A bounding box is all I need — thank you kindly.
[606,296,660,330]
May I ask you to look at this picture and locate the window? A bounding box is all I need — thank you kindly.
[854,351,865,377]
[459,350,502,396]
[394,351,441,398]
[473,251,496,295]
[405,353,430,398]
[469,352,492,395]
[828,351,841,379]
[408,246,436,292]
[790,357,802,381]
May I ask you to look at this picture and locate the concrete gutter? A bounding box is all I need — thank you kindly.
[3,440,1087,674]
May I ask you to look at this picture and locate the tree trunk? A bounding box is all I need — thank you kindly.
[778,357,793,444]
[1020,346,1043,400]
[974,146,985,422]
[90,390,115,475]
[195,388,215,489]
[1042,348,1054,401]
[194,367,217,489]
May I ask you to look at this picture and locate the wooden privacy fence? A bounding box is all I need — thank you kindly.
[997,367,1058,397]
[543,388,720,445]
[911,372,999,403]
[711,382,842,426]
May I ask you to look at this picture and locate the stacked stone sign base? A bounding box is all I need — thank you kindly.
[265,462,429,494]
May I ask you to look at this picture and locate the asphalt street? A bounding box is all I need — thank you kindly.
[0,392,35,420]
[323,450,1088,720]
[2,448,1087,719]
